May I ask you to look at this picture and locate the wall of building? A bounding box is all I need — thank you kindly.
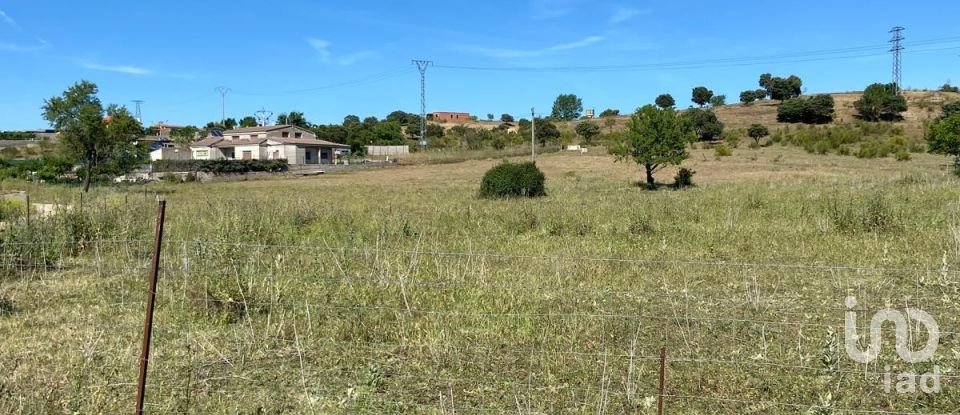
[191,147,222,160]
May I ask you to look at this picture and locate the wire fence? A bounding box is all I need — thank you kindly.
[2,236,960,413]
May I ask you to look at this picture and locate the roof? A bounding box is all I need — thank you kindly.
[222,124,310,134]
[191,136,348,149]
[268,137,350,147]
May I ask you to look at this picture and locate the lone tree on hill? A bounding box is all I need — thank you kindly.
[240,116,258,127]
[599,108,620,117]
[655,94,676,109]
[747,124,770,145]
[760,73,803,101]
[683,108,724,141]
[551,93,583,121]
[575,120,601,145]
[500,113,515,123]
[740,90,759,105]
[42,80,144,192]
[854,83,908,121]
[609,105,694,189]
[691,87,714,107]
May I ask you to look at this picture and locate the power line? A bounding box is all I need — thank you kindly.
[433,36,960,73]
[890,26,905,95]
[254,107,273,126]
[131,100,144,124]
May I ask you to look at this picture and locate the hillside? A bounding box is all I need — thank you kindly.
[567,90,960,138]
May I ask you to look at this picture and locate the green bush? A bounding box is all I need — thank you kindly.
[152,159,289,174]
[714,144,732,157]
[673,168,695,189]
[479,162,546,199]
[0,198,25,221]
[777,95,835,124]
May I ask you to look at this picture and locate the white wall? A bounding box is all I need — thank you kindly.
[191,147,221,160]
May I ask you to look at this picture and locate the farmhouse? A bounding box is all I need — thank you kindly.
[190,125,350,165]
[429,111,471,122]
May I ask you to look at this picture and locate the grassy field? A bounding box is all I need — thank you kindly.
[3,145,960,413]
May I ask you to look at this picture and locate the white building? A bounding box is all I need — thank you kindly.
[190,125,350,165]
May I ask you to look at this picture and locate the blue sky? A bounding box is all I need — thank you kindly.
[1,0,960,130]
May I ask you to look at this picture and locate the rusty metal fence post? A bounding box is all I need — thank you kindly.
[135,200,167,414]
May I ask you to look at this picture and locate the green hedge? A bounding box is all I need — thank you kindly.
[152,159,289,174]
[479,161,546,199]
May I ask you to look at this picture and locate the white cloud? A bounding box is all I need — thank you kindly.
[0,9,19,30]
[307,38,332,62]
[609,7,651,24]
[81,61,152,75]
[307,38,375,66]
[0,38,49,53]
[460,35,605,59]
[336,51,377,66]
[530,0,580,20]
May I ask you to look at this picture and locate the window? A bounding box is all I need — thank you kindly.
[232,135,240,139]
[281,132,289,138]
[294,132,303,138]
[242,150,252,160]
[305,151,312,161]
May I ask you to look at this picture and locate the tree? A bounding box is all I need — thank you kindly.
[487,113,494,121]
[603,117,617,134]
[760,73,802,101]
[740,90,758,105]
[609,105,694,189]
[655,94,675,109]
[536,119,561,145]
[777,95,834,124]
[747,124,769,145]
[276,111,309,128]
[170,125,199,147]
[223,118,237,130]
[362,116,379,129]
[551,93,583,121]
[927,114,960,164]
[942,101,960,119]
[239,116,258,127]
[855,83,907,121]
[940,83,960,93]
[575,121,601,145]
[42,81,143,192]
[342,115,361,128]
[599,108,620,117]
[691,87,714,107]
[754,89,768,101]
[710,95,727,107]
[500,113,515,123]
[683,108,724,141]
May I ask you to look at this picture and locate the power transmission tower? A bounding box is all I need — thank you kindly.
[132,100,144,124]
[214,86,231,126]
[889,26,905,95]
[255,107,274,127]
[412,59,433,149]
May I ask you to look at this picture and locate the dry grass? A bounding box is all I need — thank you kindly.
[3,147,960,413]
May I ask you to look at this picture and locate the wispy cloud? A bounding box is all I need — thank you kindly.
[0,9,20,30]
[337,51,377,66]
[460,35,605,59]
[307,38,332,62]
[306,38,376,66]
[0,38,49,53]
[81,61,152,75]
[530,0,581,20]
[608,7,651,24]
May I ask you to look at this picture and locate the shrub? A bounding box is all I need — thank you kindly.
[0,198,25,222]
[826,193,900,233]
[855,83,907,121]
[777,95,834,124]
[673,168,695,189]
[0,295,13,316]
[152,159,289,174]
[479,162,546,198]
[714,144,732,157]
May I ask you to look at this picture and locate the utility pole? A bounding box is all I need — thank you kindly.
[214,86,231,126]
[889,26,905,95]
[531,107,536,162]
[255,107,274,127]
[132,100,144,124]
[412,59,432,150]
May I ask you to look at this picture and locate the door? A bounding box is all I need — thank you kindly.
[242,150,252,160]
